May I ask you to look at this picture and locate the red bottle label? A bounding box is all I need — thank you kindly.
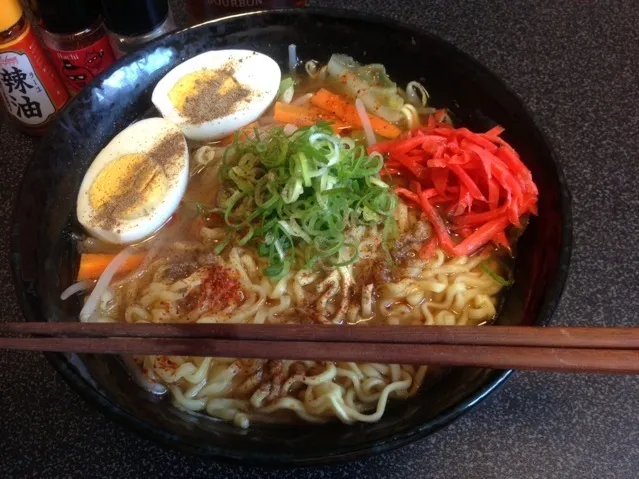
[0,24,69,127]
[47,35,115,95]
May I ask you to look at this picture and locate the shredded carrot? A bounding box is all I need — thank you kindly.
[452,216,511,256]
[434,109,448,122]
[310,89,402,139]
[273,102,350,133]
[395,187,420,206]
[484,125,505,138]
[77,253,145,281]
[419,191,455,255]
[493,230,512,253]
[374,120,538,257]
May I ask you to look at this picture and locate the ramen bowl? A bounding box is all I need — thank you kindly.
[10,8,571,465]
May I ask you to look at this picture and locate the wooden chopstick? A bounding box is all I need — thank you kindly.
[1,335,639,374]
[2,323,639,373]
[2,323,639,348]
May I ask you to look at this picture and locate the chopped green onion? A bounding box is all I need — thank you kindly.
[278,77,294,95]
[238,227,254,245]
[263,259,290,278]
[314,235,344,257]
[367,176,390,189]
[274,238,286,260]
[190,201,211,218]
[362,206,380,223]
[480,261,513,286]
[214,237,230,255]
[297,152,312,187]
[218,122,397,273]
[257,243,269,256]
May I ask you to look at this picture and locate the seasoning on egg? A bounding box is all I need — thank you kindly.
[152,50,281,141]
[88,131,183,232]
[77,118,189,245]
[168,63,253,124]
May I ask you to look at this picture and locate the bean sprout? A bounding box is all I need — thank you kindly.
[401,104,420,129]
[60,280,94,300]
[406,81,430,107]
[355,98,376,146]
[305,60,319,77]
[79,246,134,322]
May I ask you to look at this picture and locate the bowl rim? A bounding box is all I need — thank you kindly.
[10,7,573,466]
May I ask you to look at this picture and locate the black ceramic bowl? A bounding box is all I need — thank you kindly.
[10,8,571,466]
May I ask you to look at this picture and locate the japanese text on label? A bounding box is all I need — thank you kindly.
[0,51,55,125]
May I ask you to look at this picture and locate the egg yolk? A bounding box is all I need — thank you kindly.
[89,153,168,220]
[168,67,250,123]
[168,70,236,111]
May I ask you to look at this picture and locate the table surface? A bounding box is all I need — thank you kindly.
[2,0,638,477]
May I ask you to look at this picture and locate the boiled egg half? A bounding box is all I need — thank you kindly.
[77,118,189,244]
[151,49,281,141]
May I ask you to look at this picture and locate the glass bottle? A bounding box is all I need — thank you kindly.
[101,0,176,59]
[185,0,307,23]
[37,0,116,96]
[0,0,69,135]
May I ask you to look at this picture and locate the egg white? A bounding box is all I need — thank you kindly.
[76,118,189,244]
[151,49,281,141]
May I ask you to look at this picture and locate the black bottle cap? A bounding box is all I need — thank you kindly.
[101,0,169,37]
[38,0,103,35]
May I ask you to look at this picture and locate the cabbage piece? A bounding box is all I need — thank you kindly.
[278,77,294,104]
[326,54,404,122]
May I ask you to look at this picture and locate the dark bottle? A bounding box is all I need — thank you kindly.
[101,0,176,58]
[0,0,69,135]
[185,0,307,23]
[37,0,116,95]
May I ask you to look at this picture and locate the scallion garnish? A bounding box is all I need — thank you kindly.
[214,122,397,277]
[480,261,513,286]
